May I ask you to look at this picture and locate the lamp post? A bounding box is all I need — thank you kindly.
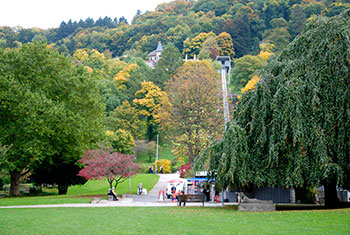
[129,173,131,193]
[129,155,136,193]
[155,134,159,174]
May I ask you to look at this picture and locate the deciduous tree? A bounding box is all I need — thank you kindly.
[198,35,219,60]
[151,43,184,88]
[231,55,266,93]
[104,100,146,140]
[183,32,216,58]
[30,160,87,195]
[216,32,235,58]
[105,129,135,154]
[163,60,224,164]
[263,18,291,52]
[133,81,171,141]
[0,42,104,195]
[222,19,251,58]
[78,146,138,189]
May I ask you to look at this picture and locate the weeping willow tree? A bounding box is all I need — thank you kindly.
[195,10,350,208]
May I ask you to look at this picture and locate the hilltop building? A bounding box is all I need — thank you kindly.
[145,41,163,68]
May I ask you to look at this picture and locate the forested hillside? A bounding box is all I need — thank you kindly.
[1,0,349,95]
[1,0,349,57]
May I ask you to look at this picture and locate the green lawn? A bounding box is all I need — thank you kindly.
[158,144,175,161]
[0,174,159,206]
[0,207,349,234]
[136,143,176,164]
[67,173,159,196]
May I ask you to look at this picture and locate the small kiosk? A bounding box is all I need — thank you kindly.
[184,178,212,201]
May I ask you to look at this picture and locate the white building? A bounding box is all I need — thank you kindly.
[145,41,163,68]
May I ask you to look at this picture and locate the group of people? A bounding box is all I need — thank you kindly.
[148,166,163,174]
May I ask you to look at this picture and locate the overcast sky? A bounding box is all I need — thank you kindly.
[1,0,171,29]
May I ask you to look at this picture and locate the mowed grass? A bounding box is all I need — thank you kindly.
[158,144,175,161]
[67,173,159,196]
[0,207,349,234]
[136,143,175,163]
[0,174,159,206]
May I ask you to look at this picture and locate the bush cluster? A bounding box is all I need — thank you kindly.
[153,159,171,173]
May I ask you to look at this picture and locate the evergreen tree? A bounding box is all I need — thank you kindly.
[119,16,128,24]
[152,43,184,88]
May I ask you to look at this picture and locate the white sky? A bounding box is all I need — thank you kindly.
[0,0,171,29]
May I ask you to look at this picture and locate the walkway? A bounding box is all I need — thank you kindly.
[128,173,181,202]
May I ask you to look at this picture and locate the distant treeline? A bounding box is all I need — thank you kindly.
[0,0,349,58]
[56,16,128,41]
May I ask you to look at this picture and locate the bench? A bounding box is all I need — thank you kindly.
[177,194,204,206]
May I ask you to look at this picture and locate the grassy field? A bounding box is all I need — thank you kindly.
[0,207,349,234]
[67,174,159,196]
[136,142,176,164]
[158,144,175,161]
[0,174,159,206]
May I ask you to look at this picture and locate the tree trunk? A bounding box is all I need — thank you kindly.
[324,181,340,208]
[107,177,113,189]
[188,142,194,165]
[58,184,68,195]
[10,170,21,196]
[147,116,154,141]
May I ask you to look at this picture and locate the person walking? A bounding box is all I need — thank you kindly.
[138,182,143,195]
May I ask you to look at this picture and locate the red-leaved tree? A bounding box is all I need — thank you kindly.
[179,162,191,178]
[78,147,139,189]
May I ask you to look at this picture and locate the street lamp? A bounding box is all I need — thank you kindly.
[155,134,159,174]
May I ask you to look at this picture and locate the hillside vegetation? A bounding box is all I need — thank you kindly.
[1,0,349,57]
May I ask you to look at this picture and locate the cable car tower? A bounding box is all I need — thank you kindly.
[216,56,231,130]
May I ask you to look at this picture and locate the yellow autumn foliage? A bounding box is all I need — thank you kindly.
[85,66,93,73]
[113,63,138,89]
[258,50,272,60]
[238,75,260,99]
[105,130,114,136]
[73,49,89,62]
[133,81,171,125]
[153,159,172,173]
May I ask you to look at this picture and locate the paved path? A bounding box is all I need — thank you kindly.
[128,173,181,202]
[0,174,236,208]
[0,201,235,208]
